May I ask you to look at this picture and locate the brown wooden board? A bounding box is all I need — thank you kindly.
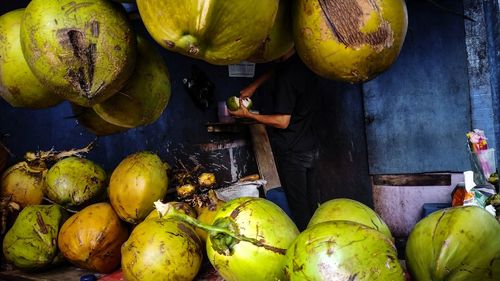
[372,174,452,186]
[249,124,281,193]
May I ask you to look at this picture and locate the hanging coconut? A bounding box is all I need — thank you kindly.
[109,151,169,224]
[284,220,404,280]
[121,217,203,281]
[43,156,107,209]
[1,161,46,208]
[247,0,294,63]
[58,203,128,273]
[307,198,392,238]
[71,104,128,136]
[205,197,299,281]
[0,9,62,108]
[293,0,408,82]
[93,36,171,128]
[136,0,279,65]
[20,0,137,107]
[2,205,68,271]
[406,206,500,281]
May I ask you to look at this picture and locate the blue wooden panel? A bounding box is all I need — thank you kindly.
[363,0,471,174]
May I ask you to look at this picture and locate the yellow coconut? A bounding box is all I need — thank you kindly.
[247,0,294,63]
[136,0,279,65]
[58,203,128,273]
[1,162,45,208]
[0,9,61,108]
[71,104,128,136]
[109,151,169,224]
[93,36,171,128]
[293,0,408,82]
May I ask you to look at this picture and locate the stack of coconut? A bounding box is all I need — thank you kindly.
[1,146,500,280]
[0,0,171,136]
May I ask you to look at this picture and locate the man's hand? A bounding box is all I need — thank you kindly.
[228,104,251,119]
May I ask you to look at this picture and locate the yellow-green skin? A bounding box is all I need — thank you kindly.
[0,9,62,108]
[71,104,128,136]
[293,0,408,82]
[20,0,137,107]
[144,201,197,221]
[109,151,168,224]
[406,206,500,281]
[93,36,171,128]
[43,156,107,208]
[206,197,299,281]
[2,205,67,271]
[247,0,294,63]
[284,220,404,280]
[136,0,279,65]
[307,198,392,239]
[1,162,45,208]
[121,218,203,281]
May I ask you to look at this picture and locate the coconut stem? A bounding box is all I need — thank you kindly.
[155,201,270,247]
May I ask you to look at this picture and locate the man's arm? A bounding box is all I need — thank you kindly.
[239,68,275,99]
[229,105,290,129]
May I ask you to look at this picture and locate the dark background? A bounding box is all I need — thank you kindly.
[2,0,498,207]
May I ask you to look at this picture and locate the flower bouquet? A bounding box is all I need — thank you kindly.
[466,129,498,192]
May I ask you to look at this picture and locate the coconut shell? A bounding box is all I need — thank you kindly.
[307,198,392,239]
[58,203,128,273]
[109,151,169,224]
[293,0,408,82]
[20,0,137,106]
[406,206,500,281]
[43,156,107,208]
[0,9,62,108]
[247,0,294,63]
[284,220,404,280]
[121,218,203,281]
[2,205,67,271]
[136,0,279,65]
[206,197,299,281]
[1,162,45,208]
[71,104,128,136]
[93,36,171,128]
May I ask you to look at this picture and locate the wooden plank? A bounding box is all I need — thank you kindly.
[372,174,451,186]
[249,124,281,193]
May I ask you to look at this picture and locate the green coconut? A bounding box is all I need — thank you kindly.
[284,220,404,280]
[247,0,294,63]
[43,156,107,208]
[206,197,299,281]
[121,218,203,281]
[93,36,171,128]
[109,151,169,224]
[0,9,62,108]
[307,198,392,238]
[2,205,67,271]
[406,206,500,281]
[293,0,408,82]
[226,96,252,111]
[20,0,137,107]
[71,104,128,136]
[136,0,279,65]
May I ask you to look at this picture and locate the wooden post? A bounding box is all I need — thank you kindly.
[249,124,281,193]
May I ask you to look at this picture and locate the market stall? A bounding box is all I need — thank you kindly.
[1,0,500,280]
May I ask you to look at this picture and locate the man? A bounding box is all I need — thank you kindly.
[228,48,319,230]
